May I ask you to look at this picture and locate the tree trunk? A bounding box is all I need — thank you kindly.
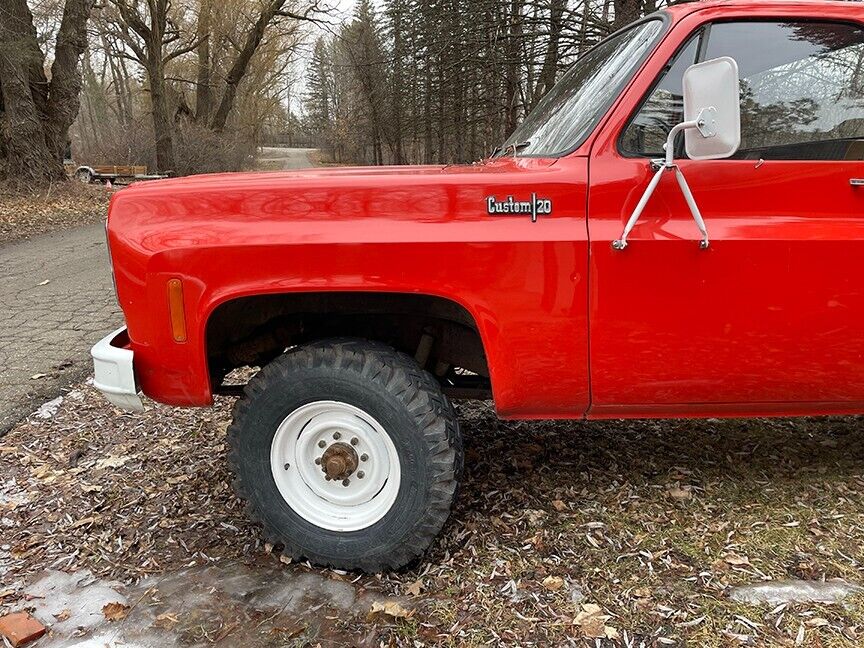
[504,0,524,136]
[45,0,96,162]
[613,0,640,31]
[148,60,176,173]
[194,0,213,122]
[0,0,65,184]
[534,0,565,101]
[210,0,287,132]
[0,55,62,183]
[578,0,592,54]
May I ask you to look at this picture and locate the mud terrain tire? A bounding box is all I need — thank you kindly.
[227,338,463,571]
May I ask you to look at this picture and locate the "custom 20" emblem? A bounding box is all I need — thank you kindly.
[486,194,552,222]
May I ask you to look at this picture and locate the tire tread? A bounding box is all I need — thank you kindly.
[227,337,463,572]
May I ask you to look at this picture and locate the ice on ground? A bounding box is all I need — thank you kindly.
[729,579,863,605]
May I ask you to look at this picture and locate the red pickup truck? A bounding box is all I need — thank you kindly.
[92,0,864,570]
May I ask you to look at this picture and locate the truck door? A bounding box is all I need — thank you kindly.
[587,17,864,416]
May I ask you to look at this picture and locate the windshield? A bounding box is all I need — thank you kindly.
[498,18,664,157]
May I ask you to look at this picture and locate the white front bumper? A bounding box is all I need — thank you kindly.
[91,326,144,411]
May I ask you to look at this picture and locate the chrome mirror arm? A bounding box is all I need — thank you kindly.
[612,112,712,251]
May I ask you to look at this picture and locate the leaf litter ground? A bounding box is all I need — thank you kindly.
[1,381,863,646]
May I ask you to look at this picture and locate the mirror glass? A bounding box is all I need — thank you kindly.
[683,57,741,160]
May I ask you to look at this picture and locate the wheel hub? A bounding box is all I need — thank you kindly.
[269,401,401,532]
[321,442,358,480]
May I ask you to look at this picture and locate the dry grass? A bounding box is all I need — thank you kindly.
[1,382,863,646]
[0,182,109,245]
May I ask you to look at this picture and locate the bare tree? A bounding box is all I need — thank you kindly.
[305,0,659,166]
[0,0,94,185]
[208,0,306,132]
[105,0,204,172]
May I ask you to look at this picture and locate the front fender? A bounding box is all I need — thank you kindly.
[110,157,591,417]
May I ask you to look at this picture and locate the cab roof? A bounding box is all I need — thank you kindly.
[663,0,863,19]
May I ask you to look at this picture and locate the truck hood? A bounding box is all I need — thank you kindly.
[108,156,582,257]
[118,157,557,193]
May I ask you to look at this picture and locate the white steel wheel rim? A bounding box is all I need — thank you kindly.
[269,400,401,532]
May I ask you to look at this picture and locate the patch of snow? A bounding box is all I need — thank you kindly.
[34,395,63,419]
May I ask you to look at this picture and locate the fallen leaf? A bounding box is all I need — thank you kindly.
[574,603,614,639]
[542,575,564,591]
[30,373,47,380]
[795,624,805,646]
[53,609,71,621]
[712,558,730,572]
[80,483,102,493]
[406,580,424,597]
[632,587,651,599]
[806,617,830,628]
[96,455,131,469]
[70,515,101,529]
[279,554,292,565]
[270,625,305,639]
[576,603,603,617]
[370,599,413,620]
[102,602,130,621]
[153,612,179,629]
[551,499,568,512]
[668,485,693,501]
[724,553,751,567]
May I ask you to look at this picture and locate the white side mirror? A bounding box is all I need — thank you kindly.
[683,56,741,160]
[612,56,741,251]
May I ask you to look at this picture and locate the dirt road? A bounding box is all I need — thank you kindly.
[257,146,318,170]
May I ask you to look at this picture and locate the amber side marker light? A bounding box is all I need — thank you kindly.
[167,278,187,343]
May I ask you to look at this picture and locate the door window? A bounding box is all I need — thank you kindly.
[621,20,864,160]
[619,32,701,157]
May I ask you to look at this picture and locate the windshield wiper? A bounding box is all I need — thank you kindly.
[490,140,532,158]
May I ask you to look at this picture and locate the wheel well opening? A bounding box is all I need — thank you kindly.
[205,292,491,400]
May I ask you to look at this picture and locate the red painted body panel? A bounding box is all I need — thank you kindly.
[105,0,864,420]
[108,157,591,417]
[586,1,864,417]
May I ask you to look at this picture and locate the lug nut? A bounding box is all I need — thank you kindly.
[360,453,368,462]
[333,431,341,440]
[284,463,290,470]
[351,437,358,446]
[318,440,326,448]
[314,457,321,465]
[342,479,350,486]
[357,471,365,479]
